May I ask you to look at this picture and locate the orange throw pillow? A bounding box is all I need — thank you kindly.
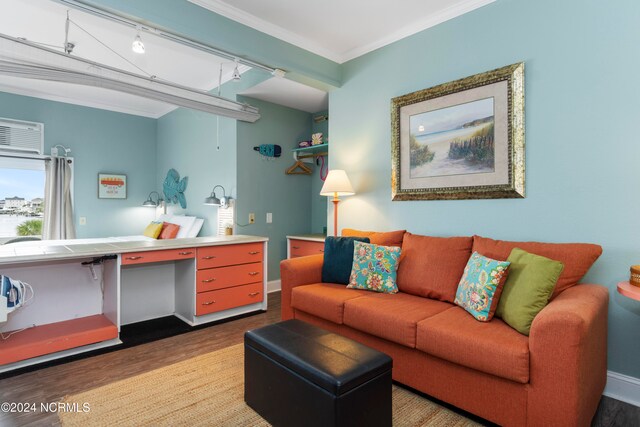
[342,228,406,247]
[159,222,180,239]
[396,233,473,303]
[472,235,602,299]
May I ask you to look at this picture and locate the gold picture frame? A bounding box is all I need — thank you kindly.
[391,62,525,201]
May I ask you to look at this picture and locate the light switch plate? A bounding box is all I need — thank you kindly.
[266,213,272,223]
[79,217,87,225]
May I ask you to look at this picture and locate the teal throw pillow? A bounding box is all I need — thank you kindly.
[347,241,401,294]
[496,248,564,335]
[454,252,511,321]
[321,236,370,284]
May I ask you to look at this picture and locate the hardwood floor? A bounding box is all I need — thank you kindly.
[0,291,637,427]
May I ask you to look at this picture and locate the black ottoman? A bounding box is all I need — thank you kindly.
[244,320,392,427]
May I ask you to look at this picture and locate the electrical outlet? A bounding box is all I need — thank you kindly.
[79,217,87,225]
[249,213,255,224]
[266,213,272,223]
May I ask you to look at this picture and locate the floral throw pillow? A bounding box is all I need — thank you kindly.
[454,252,510,321]
[347,241,401,294]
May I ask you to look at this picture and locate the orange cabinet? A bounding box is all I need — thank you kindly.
[289,239,324,258]
[196,262,263,293]
[196,282,263,316]
[121,248,196,265]
[197,243,263,269]
[195,242,265,317]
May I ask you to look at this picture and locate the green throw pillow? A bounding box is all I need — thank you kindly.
[496,248,564,335]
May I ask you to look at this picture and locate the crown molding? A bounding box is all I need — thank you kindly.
[188,0,341,62]
[339,0,495,63]
[188,0,495,64]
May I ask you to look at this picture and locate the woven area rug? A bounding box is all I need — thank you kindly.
[60,344,479,426]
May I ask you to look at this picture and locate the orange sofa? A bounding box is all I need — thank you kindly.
[280,232,608,427]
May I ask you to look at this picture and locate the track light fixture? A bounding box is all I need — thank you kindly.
[132,30,145,54]
[232,60,241,82]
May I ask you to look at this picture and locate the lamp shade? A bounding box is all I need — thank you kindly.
[320,170,355,196]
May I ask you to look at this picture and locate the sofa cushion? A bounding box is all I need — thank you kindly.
[396,233,473,303]
[347,241,401,294]
[416,306,530,383]
[497,248,564,335]
[454,252,511,322]
[342,228,406,247]
[291,283,370,324]
[472,235,602,299]
[321,236,370,285]
[343,292,452,348]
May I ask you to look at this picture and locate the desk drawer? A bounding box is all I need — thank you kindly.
[197,243,263,269]
[197,262,263,293]
[122,248,196,265]
[196,282,263,316]
[290,240,324,258]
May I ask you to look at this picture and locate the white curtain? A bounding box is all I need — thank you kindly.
[43,157,75,240]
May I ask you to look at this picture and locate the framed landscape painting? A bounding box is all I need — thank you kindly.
[391,62,525,200]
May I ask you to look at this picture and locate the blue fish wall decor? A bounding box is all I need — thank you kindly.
[163,168,188,209]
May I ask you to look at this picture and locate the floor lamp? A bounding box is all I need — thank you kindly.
[320,170,355,236]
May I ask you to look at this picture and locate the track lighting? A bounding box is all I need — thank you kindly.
[132,31,145,54]
[232,60,241,81]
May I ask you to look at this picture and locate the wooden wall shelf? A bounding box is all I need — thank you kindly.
[617,281,640,301]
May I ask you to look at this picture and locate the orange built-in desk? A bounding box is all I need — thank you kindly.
[0,235,268,372]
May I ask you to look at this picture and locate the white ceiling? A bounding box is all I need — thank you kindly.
[240,78,328,113]
[189,0,495,64]
[0,0,493,118]
[0,0,251,118]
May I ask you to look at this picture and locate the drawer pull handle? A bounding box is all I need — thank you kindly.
[202,256,216,260]
[202,278,216,283]
[178,251,193,255]
[248,272,259,276]
[202,301,216,305]
[292,246,300,249]
[248,292,260,297]
[319,249,324,252]
[248,251,260,255]
[125,256,143,260]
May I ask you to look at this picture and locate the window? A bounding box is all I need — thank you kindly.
[0,158,45,242]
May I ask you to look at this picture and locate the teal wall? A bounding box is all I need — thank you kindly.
[156,107,234,235]
[310,111,328,234]
[156,69,271,235]
[237,97,312,280]
[0,91,157,238]
[329,0,640,378]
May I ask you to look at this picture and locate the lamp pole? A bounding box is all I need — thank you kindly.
[332,192,340,237]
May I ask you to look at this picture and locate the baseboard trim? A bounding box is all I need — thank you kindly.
[604,370,640,407]
[267,280,281,294]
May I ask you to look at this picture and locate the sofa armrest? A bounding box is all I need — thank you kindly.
[528,284,609,427]
[280,254,324,320]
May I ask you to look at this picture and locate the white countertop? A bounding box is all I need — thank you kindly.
[286,234,326,243]
[0,235,268,266]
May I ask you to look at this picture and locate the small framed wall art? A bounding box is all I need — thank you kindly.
[98,173,127,199]
[391,62,525,201]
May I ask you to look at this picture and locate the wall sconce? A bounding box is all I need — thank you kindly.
[143,191,164,208]
[204,185,232,208]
